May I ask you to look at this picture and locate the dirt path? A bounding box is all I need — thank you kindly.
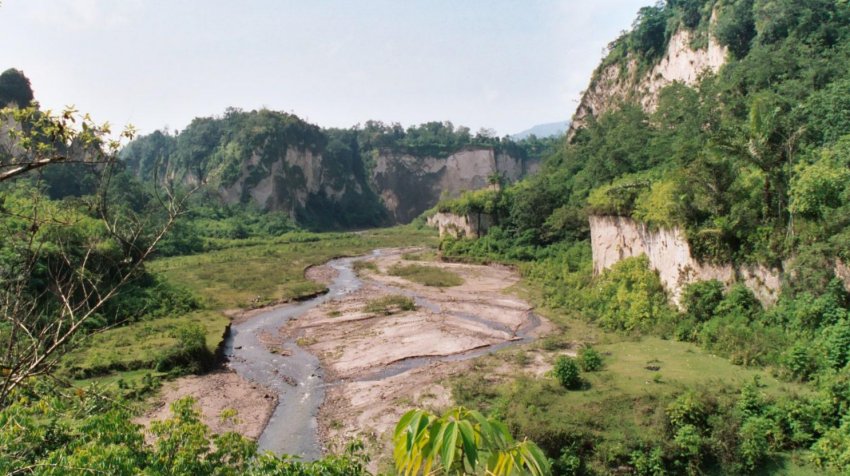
[278,249,551,465]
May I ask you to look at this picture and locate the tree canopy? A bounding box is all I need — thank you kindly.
[0,68,34,108]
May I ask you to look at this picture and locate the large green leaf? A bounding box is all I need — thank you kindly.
[440,421,459,473]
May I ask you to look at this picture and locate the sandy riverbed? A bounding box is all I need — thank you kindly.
[140,248,550,465]
[279,249,551,462]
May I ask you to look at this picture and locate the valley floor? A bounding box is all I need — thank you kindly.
[288,249,551,465]
[140,247,549,470]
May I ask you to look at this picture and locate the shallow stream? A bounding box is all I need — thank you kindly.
[223,249,540,459]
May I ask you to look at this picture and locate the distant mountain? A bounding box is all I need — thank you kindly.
[510,121,569,140]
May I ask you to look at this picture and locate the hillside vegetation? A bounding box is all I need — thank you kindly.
[436,0,850,473]
[122,110,559,228]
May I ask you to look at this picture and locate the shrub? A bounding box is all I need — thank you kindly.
[667,391,708,431]
[824,319,850,370]
[681,280,725,323]
[782,343,816,381]
[630,447,666,476]
[738,416,771,471]
[363,294,416,315]
[155,324,215,374]
[811,420,850,471]
[553,356,581,390]
[590,256,674,332]
[577,347,603,372]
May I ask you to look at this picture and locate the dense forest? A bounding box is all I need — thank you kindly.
[435,0,850,473]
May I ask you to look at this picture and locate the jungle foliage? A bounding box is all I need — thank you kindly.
[436,0,850,473]
[121,110,559,231]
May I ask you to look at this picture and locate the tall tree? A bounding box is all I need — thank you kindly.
[0,68,34,108]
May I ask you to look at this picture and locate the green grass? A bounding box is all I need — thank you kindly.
[591,337,803,398]
[63,310,228,379]
[452,308,813,473]
[352,259,379,274]
[388,263,464,287]
[151,227,438,309]
[66,226,438,387]
[364,294,416,315]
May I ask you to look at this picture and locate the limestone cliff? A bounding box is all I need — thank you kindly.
[215,148,357,216]
[426,212,493,239]
[589,215,781,307]
[370,147,539,223]
[568,25,727,137]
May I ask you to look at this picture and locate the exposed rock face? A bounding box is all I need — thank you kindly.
[216,148,342,217]
[164,143,536,226]
[371,147,539,223]
[427,212,493,239]
[589,215,781,307]
[835,260,850,293]
[569,27,728,137]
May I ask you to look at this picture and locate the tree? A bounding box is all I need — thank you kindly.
[0,69,34,108]
[393,407,551,476]
[0,105,194,406]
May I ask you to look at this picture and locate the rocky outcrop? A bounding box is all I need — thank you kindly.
[569,26,728,137]
[835,260,850,293]
[216,147,349,216]
[427,212,493,239]
[589,215,781,307]
[371,147,538,223]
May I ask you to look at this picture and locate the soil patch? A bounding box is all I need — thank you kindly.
[137,369,276,441]
[279,248,551,466]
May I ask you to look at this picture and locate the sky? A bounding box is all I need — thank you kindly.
[0,0,651,137]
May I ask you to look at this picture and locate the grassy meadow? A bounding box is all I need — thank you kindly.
[65,226,438,389]
[450,288,820,474]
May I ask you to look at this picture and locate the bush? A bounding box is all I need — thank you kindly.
[681,280,725,323]
[577,347,604,372]
[553,355,581,390]
[782,343,816,381]
[667,391,708,431]
[824,319,850,370]
[363,294,416,315]
[590,256,674,332]
[155,323,215,374]
[738,416,771,471]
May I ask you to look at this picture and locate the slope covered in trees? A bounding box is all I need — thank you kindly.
[436,0,850,472]
[122,111,556,229]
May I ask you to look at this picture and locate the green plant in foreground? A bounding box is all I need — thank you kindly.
[552,356,581,390]
[393,407,550,476]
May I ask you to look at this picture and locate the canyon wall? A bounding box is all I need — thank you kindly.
[569,27,727,137]
[589,215,781,307]
[426,212,493,239]
[371,147,538,223]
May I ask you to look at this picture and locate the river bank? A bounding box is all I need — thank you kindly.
[140,247,549,465]
[279,249,551,464]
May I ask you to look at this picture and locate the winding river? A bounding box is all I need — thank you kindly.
[223,250,540,459]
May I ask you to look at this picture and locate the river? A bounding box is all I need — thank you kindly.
[223,249,541,459]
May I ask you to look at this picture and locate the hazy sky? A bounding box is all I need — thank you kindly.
[0,0,651,136]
